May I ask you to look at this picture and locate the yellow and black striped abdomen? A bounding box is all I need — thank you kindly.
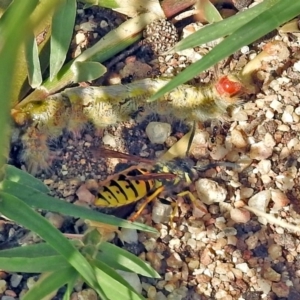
[95,169,156,207]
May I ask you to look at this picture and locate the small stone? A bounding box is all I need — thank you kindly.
[76,184,95,204]
[26,277,37,289]
[0,280,7,293]
[257,278,272,294]
[262,266,281,282]
[102,133,117,148]
[45,212,64,229]
[248,190,271,212]
[249,141,273,160]
[145,122,171,144]
[231,129,247,148]
[282,105,294,123]
[75,32,85,44]
[146,252,162,272]
[230,208,251,223]
[188,260,199,270]
[195,179,227,205]
[1,297,15,300]
[272,281,289,298]
[256,160,271,175]
[10,274,23,288]
[119,228,138,244]
[235,263,249,273]
[116,270,142,294]
[240,187,254,199]
[245,234,258,250]
[152,201,172,224]
[166,253,183,268]
[268,244,282,260]
[270,189,290,208]
[147,286,157,299]
[76,288,97,300]
[223,227,237,236]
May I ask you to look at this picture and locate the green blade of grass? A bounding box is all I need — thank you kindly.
[4,164,49,193]
[50,0,77,80]
[149,0,300,102]
[25,29,43,88]
[0,191,101,293]
[97,242,160,278]
[171,0,280,52]
[93,260,145,300]
[0,255,68,273]
[22,267,77,300]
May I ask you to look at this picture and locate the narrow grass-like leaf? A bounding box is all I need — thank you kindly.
[1,180,157,233]
[0,242,58,258]
[22,267,77,300]
[24,30,43,88]
[97,242,160,278]
[198,0,222,23]
[0,0,41,177]
[50,0,76,80]
[71,61,107,82]
[0,255,68,273]
[0,192,100,292]
[19,12,161,106]
[94,260,145,300]
[4,164,49,193]
[171,0,280,52]
[149,0,300,102]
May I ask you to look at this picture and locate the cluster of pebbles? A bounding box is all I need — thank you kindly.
[5,3,300,300]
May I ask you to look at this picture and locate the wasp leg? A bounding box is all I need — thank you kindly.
[129,186,165,222]
[168,192,197,229]
[177,191,207,214]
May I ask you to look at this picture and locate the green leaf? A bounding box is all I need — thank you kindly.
[0,180,157,233]
[71,61,107,82]
[0,255,68,273]
[172,0,279,52]
[0,192,101,293]
[149,0,300,102]
[25,29,43,88]
[198,0,223,23]
[22,267,77,300]
[94,260,145,300]
[97,242,160,278]
[4,164,49,193]
[50,0,77,80]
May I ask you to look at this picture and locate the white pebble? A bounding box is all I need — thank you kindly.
[152,201,172,224]
[265,109,274,119]
[119,228,138,244]
[293,60,300,72]
[116,270,142,294]
[146,122,171,144]
[230,208,251,223]
[102,133,117,148]
[195,179,227,205]
[295,106,300,115]
[249,141,273,160]
[10,274,23,287]
[0,280,7,293]
[256,160,271,174]
[236,263,249,273]
[248,190,271,212]
[282,110,293,123]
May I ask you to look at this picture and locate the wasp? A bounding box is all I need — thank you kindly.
[93,147,235,221]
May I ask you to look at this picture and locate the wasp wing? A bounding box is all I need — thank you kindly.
[91,147,155,164]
